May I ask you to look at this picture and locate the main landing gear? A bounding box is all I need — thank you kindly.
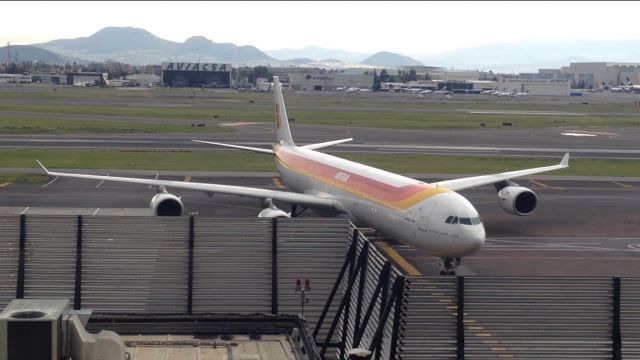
[439,257,461,276]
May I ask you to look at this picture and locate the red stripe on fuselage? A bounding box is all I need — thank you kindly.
[274,145,446,209]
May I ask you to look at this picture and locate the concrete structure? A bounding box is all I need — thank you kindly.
[497,75,570,96]
[0,74,30,84]
[430,69,480,81]
[66,72,108,86]
[30,74,62,84]
[288,71,373,91]
[382,79,496,93]
[126,73,162,87]
[256,77,270,91]
[161,62,231,88]
[541,62,640,89]
[398,66,480,81]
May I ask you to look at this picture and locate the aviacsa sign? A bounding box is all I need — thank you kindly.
[161,62,231,72]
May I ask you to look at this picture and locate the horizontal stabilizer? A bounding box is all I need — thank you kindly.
[192,140,274,154]
[300,138,353,150]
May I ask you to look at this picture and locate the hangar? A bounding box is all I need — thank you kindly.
[288,71,374,91]
[161,62,231,88]
[540,62,640,89]
[497,75,570,96]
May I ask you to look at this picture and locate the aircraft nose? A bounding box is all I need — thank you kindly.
[462,223,486,255]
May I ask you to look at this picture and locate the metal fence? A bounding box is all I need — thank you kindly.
[2,215,640,359]
[400,276,640,360]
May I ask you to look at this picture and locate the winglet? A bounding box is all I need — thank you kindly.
[560,153,570,167]
[35,159,49,174]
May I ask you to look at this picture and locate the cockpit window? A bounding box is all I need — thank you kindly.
[460,217,482,225]
[447,216,481,225]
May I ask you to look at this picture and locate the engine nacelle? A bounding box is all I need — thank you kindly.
[257,207,291,218]
[150,193,184,216]
[497,186,538,216]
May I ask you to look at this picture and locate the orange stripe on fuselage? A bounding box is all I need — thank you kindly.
[274,146,447,210]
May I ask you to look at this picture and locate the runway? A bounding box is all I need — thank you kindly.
[2,122,640,159]
[1,174,638,277]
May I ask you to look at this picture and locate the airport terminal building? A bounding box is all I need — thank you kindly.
[161,62,231,88]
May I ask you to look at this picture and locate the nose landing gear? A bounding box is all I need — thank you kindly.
[439,256,461,276]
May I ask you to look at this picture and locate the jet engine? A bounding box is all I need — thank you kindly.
[497,186,537,216]
[258,207,291,218]
[258,199,291,218]
[150,193,183,216]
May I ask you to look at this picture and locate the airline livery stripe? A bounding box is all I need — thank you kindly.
[275,146,447,209]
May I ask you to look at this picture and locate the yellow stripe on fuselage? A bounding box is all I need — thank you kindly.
[275,148,447,210]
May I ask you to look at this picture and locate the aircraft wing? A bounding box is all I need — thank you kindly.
[431,153,569,191]
[36,161,345,212]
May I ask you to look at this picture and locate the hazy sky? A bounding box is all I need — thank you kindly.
[2,1,639,55]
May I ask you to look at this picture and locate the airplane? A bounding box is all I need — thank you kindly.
[35,76,570,275]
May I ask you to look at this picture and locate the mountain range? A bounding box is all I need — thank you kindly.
[4,26,639,72]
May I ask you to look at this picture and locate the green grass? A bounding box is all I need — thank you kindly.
[0,173,48,184]
[2,103,639,130]
[0,103,273,122]
[0,117,231,134]
[292,111,640,129]
[3,149,638,178]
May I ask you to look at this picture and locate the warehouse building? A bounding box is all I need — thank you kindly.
[540,62,640,89]
[161,62,231,88]
[497,75,570,96]
[288,71,373,91]
[66,72,108,86]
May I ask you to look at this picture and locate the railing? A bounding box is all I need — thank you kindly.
[2,215,640,359]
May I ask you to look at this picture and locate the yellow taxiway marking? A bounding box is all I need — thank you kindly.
[613,181,634,189]
[376,241,421,275]
[529,179,565,190]
[183,176,192,182]
[0,183,10,187]
[272,177,285,189]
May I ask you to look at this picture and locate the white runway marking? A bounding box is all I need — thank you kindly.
[468,110,587,116]
[562,132,597,137]
[484,238,640,252]
[42,176,59,187]
[92,208,100,216]
[96,180,105,188]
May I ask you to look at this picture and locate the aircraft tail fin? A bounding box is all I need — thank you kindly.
[272,76,295,146]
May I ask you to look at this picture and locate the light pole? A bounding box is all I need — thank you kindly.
[295,278,311,320]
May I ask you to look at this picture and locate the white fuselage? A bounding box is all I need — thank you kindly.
[274,144,485,257]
